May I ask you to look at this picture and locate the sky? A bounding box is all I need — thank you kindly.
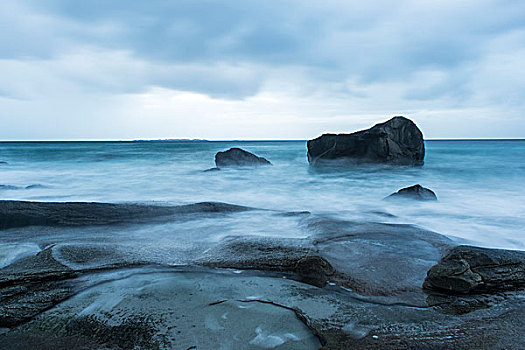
[1,0,525,140]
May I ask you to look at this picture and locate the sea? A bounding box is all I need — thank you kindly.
[0,140,524,253]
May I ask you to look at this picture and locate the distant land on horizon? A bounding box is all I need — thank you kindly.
[0,138,524,143]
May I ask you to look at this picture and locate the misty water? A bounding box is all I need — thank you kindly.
[0,140,524,254]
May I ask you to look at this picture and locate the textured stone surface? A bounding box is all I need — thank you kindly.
[0,248,76,327]
[195,236,335,287]
[2,267,525,350]
[307,116,425,165]
[424,245,525,294]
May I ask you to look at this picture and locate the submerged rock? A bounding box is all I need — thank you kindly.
[0,185,19,190]
[423,245,525,294]
[215,148,272,167]
[385,184,437,201]
[203,167,221,172]
[307,116,425,166]
[25,184,46,189]
[0,161,7,165]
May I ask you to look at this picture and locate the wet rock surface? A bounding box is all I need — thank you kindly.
[215,148,272,167]
[2,267,524,350]
[0,200,252,230]
[196,236,335,287]
[424,245,525,294]
[307,116,425,166]
[0,248,76,327]
[310,219,452,305]
[386,184,438,201]
[0,200,524,349]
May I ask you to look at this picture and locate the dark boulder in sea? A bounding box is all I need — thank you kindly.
[423,245,525,294]
[215,148,272,167]
[203,167,221,172]
[0,161,8,165]
[307,116,425,166]
[385,184,437,201]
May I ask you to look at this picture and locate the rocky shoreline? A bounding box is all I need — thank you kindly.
[1,200,524,349]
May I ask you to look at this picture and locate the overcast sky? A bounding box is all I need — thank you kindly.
[1,0,525,140]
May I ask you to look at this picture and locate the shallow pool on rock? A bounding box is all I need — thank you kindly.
[11,269,322,350]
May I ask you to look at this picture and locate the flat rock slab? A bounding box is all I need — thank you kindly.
[2,268,322,350]
[2,267,525,350]
[0,201,252,229]
[308,218,453,305]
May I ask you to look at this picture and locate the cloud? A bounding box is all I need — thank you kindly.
[1,0,525,138]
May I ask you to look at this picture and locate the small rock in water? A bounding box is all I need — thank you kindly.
[203,167,221,172]
[0,161,8,165]
[385,184,437,201]
[215,148,272,167]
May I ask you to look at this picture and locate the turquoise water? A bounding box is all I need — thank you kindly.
[0,140,524,250]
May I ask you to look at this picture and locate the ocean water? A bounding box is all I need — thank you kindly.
[0,140,524,251]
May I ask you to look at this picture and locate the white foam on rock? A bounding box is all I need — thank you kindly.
[0,243,40,268]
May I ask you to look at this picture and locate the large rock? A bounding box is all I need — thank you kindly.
[307,116,425,165]
[423,245,525,294]
[215,148,272,167]
[385,184,437,201]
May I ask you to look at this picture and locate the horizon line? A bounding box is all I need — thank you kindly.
[0,138,524,142]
